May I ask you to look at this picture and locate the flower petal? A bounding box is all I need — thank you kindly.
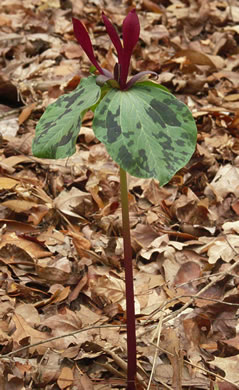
[120,9,140,88]
[122,9,140,52]
[72,17,104,75]
[102,13,123,64]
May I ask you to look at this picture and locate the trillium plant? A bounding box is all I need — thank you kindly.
[32,9,197,390]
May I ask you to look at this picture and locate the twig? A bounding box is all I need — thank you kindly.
[176,271,235,288]
[0,324,126,360]
[147,313,168,390]
[104,348,146,388]
[96,361,126,379]
[0,108,21,120]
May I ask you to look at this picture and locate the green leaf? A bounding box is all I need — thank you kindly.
[93,82,197,186]
[136,79,170,93]
[32,76,101,159]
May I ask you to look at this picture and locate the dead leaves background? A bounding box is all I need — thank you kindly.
[1,0,239,389]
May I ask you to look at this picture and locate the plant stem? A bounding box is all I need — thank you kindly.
[120,167,136,390]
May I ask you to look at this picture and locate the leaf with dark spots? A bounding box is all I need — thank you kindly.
[176,139,185,147]
[179,150,188,156]
[117,146,135,170]
[77,116,82,128]
[181,130,196,144]
[93,117,105,130]
[76,100,84,107]
[32,76,101,159]
[55,128,75,147]
[146,106,166,128]
[182,111,190,119]
[181,132,190,140]
[57,108,72,121]
[124,131,134,139]
[138,149,155,175]
[104,97,111,104]
[106,107,121,143]
[99,104,107,116]
[34,126,50,143]
[63,88,85,108]
[128,140,134,147]
[93,82,197,186]
[150,99,181,127]
[41,121,53,132]
[161,140,174,151]
[152,132,173,149]
[152,130,165,140]
[163,97,184,111]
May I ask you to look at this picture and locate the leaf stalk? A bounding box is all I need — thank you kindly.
[120,167,137,390]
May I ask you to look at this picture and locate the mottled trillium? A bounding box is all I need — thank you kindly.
[32,10,197,390]
[32,9,197,187]
[72,10,156,90]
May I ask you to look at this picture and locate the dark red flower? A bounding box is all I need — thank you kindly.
[72,10,157,90]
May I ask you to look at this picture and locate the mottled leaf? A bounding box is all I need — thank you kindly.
[93,82,197,186]
[32,76,101,159]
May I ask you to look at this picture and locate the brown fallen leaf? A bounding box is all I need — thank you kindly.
[0,176,19,189]
[18,102,36,125]
[35,256,72,284]
[42,307,83,349]
[77,373,94,390]
[211,355,239,385]
[11,313,52,354]
[68,229,91,257]
[0,219,37,233]
[0,231,51,259]
[1,199,49,225]
[68,273,88,303]
[54,187,93,219]
[174,49,216,68]
[173,261,201,292]
[142,0,164,14]
[57,366,74,390]
[161,328,183,390]
[35,286,71,308]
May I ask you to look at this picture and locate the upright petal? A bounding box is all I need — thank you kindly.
[102,13,123,64]
[122,9,140,52]
[120,9,140,88]
[72,17,104,75]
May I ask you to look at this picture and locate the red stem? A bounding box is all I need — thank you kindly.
[120,167,136,390]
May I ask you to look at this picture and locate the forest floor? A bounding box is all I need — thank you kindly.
[1,0,239,389]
